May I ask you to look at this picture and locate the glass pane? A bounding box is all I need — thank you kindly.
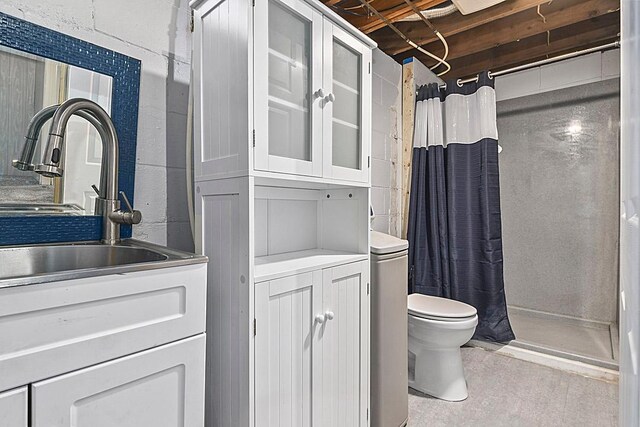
[332,39,361,170]
[268,0,311,161]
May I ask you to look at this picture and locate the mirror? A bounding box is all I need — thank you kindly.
[0,44,113,215]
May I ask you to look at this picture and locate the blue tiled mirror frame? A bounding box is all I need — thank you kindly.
[0,12,141,245]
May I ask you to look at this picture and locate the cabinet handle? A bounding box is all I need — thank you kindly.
[314,88,325,99]
[315,314,326,324]
[325,311,335,320]
[324,93,335,103]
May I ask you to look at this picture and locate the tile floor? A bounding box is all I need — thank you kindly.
[408,347,618,427]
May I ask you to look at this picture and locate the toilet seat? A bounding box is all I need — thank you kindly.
[408,294,477,322]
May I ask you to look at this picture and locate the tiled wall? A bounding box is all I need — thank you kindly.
[371,49,403,237]
[0,0,194,251]
[495,49,620,101]
[495,51,620,322]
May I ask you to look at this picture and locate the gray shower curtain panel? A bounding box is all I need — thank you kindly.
[407,72,515,342]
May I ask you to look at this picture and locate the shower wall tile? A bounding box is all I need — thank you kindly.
[496,50,620,102]
[497,78,620,323]
[539,53,603,91]
[602,49,621,79]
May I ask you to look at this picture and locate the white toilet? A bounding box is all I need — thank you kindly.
[408,293,478,401]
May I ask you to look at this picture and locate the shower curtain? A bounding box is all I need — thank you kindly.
[407,72,515,342]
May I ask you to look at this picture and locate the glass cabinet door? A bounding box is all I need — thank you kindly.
[254,0,323,177]
[323,21,371,183]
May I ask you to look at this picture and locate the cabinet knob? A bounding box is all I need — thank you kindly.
[325,311,335,320]
[315,314,326,324]
[324,93,335,103]
[314,88,325,99]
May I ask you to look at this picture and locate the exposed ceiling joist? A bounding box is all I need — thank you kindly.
[444,13,620,79]
[375,0,556,56]
[345,0,447,33]
[399,0,619,64]
[322,0,620,87]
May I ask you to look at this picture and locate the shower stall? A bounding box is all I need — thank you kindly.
[496,73,620,370]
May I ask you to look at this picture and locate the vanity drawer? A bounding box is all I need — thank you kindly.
[0,263,206,391]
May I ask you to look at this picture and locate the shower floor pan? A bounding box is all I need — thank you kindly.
[507,306,618,371]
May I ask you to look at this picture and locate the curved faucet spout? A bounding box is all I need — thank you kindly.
[14,105,110,199]
[35,98,119,204]
[32,98,140,244]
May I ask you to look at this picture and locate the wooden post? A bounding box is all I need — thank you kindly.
[401,60,415,239]
[400,57,444,239]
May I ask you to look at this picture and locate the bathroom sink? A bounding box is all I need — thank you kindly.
[0,239,207,288]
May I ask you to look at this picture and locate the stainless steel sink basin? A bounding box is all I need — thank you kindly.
[0,239,207,287]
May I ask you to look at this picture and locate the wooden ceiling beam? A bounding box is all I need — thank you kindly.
[374,0,554,56]
[440,13,620,80]
[340,0,448,34]
[395,0,620,64]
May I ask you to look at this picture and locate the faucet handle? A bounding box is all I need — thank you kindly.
[119,191,134,212]
[107,190,142,225]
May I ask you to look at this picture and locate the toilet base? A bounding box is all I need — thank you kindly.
[408,346,469,402]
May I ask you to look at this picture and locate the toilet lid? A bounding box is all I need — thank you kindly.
[408,294,477,320]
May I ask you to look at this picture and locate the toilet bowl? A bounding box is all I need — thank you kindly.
[407,293,478,402]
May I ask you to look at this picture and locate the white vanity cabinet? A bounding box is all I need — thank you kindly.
[192,0,375,185]
[31,335,205,427]
[0,263,207,427]
[0,387,28,427]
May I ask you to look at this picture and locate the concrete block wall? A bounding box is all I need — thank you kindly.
[371,48,403,238]
[0,0,195,252]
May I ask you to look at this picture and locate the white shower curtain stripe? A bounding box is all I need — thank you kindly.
[414,86,499,148]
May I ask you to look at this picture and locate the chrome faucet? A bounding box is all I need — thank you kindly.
[22,98,141,244]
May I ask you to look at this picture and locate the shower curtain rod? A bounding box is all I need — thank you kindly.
[422,41,620,92]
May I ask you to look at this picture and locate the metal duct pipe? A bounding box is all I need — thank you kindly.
[400,4,457,21]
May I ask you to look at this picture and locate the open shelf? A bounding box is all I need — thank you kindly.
[254,249,368,283]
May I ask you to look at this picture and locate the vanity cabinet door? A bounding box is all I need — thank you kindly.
[254,271,323,427]
[322,22,371,183]
[320,261,369,427]
[254,0,323,177]
[31,334,206,427]
[0,387,28,427]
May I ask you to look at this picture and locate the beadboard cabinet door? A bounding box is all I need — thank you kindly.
[254,0,324,177]
[254,271,323,427]
[322,21,371,184]
[31,335,206,427]
[320,261,370,427]
[254,262,369,427]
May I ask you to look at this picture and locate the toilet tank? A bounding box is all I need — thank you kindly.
[370,231,409,427]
